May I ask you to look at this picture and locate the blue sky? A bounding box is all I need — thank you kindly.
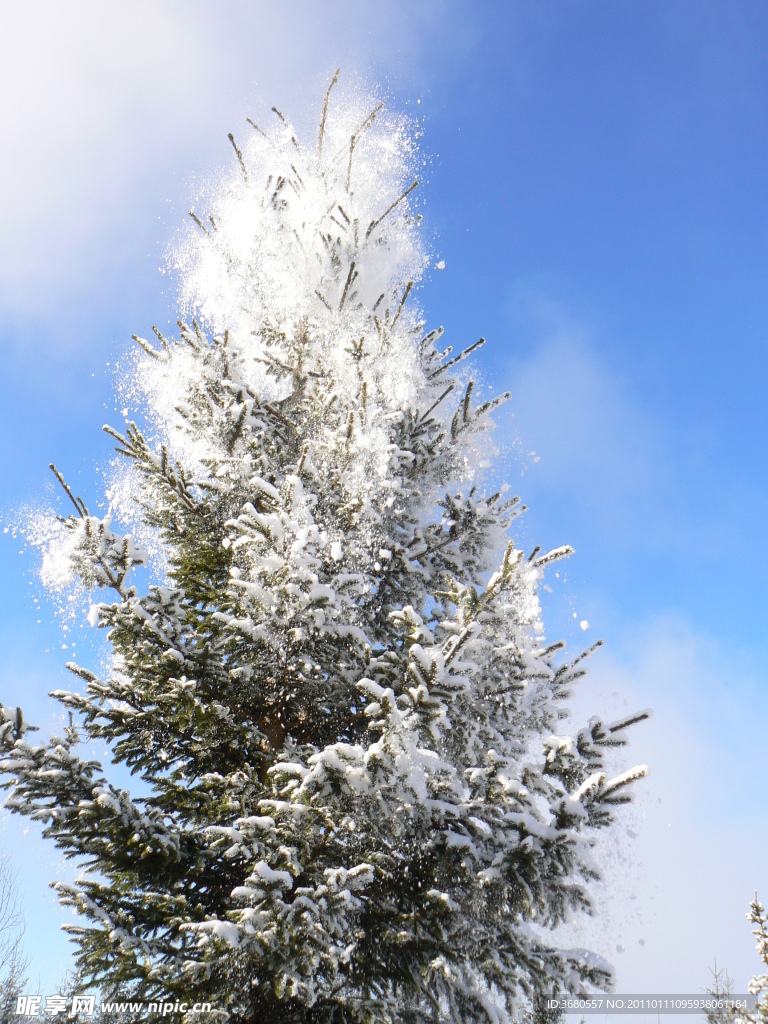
[2,0,768,1004]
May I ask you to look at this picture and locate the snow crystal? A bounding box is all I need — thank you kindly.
[28,513,83,591]
[113,90,430,506]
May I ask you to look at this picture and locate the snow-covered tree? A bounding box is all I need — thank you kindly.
[0,74,649,1023]
[0,854,28,1020]
[743,896,768,1023]
[705,896,768,1024]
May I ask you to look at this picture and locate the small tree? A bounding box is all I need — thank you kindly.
[744,895,768,1022]
[1,75,648,1023]
[0,855,28,1021]
[703,898,768,1024]
[705,959,737,1024]
[717,896,768,1024]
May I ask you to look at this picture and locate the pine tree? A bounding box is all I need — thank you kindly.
[745,895,768,1023]
[705,959,737,1024]
[0,855,28,1021]
[708,895,768,1024]
[0,74,649,1023]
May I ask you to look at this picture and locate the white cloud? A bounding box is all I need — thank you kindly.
[559,613,768,996]
[502,281,768,579]
[0,4,203,296]
[495,280,768,1003]
[505,286,668,524]
[0,1,477,325]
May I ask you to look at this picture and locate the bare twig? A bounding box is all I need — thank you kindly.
[365,180,418,239]
[318,68,340,156]
[228,133,248,181]
[428,337,485,379]
[188,210,209,235]
[391,281,413,328]
[246,117,267,138]
[339,262,357,310]
[347,103,384,191]
[49,464,87,517]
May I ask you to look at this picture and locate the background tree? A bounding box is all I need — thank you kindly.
[704,897,768,1024]
[0,75,649,1023]
[0,854,28,1022]
[705,959,737,1024]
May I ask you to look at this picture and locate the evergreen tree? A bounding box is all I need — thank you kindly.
[0,75,649,1023]
[706,896,768,1024]
[705,959,737,1024]
[745,895,768,1022]
[0,855,28,1022]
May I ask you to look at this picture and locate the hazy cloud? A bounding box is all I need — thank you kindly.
[0,1,477,322]
[505,285,668,520]
[559,613,768,995]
